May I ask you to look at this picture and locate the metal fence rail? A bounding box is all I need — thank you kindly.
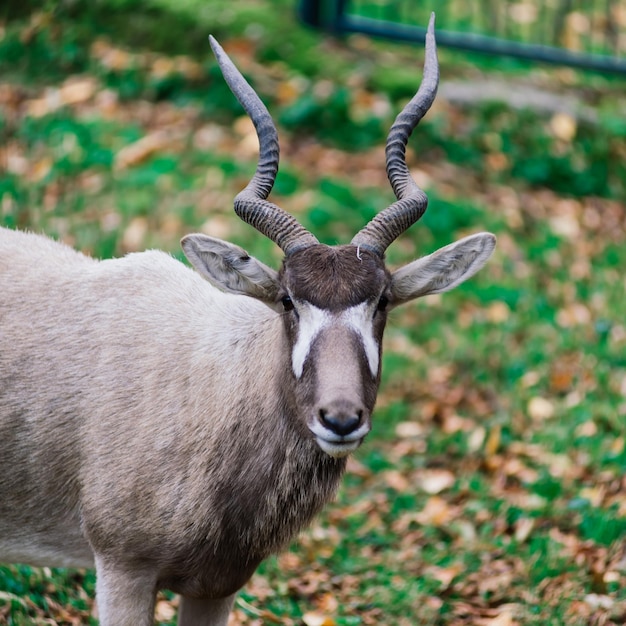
[299,0,626,74]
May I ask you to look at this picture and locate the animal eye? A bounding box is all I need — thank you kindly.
[376,295,389,312]
[281,296,295,312]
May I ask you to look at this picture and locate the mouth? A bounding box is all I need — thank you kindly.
[309,422,370,458]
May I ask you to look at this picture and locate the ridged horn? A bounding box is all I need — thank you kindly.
[351,13,439,258]
[209,36,318,255]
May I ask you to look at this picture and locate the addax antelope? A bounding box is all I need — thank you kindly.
[0,15,495,625]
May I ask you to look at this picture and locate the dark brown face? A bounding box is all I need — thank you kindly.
[275,245,391,457]
[280,245,391,310]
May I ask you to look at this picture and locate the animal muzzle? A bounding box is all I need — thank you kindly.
[309,399,371,458]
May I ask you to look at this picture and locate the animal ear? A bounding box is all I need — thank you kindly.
[390,232,496,306]
[181,234,280,302]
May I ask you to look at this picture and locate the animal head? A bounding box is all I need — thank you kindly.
[182,15,496,458]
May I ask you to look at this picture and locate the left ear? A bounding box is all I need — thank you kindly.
[181,234,280,302]
[390,232,496,306]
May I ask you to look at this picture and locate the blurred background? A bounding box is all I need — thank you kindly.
[0,0,625,624]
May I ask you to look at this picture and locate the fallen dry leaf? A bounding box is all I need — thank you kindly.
[395,421,425,438]
[467,426,486,452]
[549,213,580,239]
[60,78,98,106]
[415,496,456,526]
[418,469,456,494]
[235,597,285,624]
[486,300,510,323]
[513,517,535,543]
[556,302,592,327]
[114,129,186,170]
[302,611,336,626]
[477,609,516,626]
[424,564,463,590]
[575,420,598,437]
[154,599,177,621]
[314,593,339,613]
[382,469,411,492]
[550,112,577,141]
[527,396,555,421]
[584,593,614,610]
[484,424,501,456]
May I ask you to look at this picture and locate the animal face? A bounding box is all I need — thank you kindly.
[277,245,389,456]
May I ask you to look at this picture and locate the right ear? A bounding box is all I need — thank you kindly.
[181,234,280,302]
[390,232,496,306]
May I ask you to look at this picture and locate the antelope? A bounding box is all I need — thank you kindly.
[0,15,495,626]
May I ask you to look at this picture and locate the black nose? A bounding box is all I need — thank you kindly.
[319,407,363,436]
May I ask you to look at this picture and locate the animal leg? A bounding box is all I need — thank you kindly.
[177,594,236,626]
[94,556,157,626]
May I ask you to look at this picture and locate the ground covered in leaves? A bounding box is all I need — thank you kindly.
[1,1,625,625]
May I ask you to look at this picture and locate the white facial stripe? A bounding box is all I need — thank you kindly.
[292,303,330,378]
[341,301,380,377]
[291,300,380,379]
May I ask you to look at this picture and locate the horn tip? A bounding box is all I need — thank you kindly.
[428,13,436,36]
[209,35,223,57]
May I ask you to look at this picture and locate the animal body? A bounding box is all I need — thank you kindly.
[0,15,495,625]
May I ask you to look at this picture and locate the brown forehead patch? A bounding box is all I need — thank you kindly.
[280,245,389,310]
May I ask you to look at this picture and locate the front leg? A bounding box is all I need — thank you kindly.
[178,594,236,626]
[95,556,158,626]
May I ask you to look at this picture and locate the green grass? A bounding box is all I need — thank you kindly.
[1,1,625,625]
